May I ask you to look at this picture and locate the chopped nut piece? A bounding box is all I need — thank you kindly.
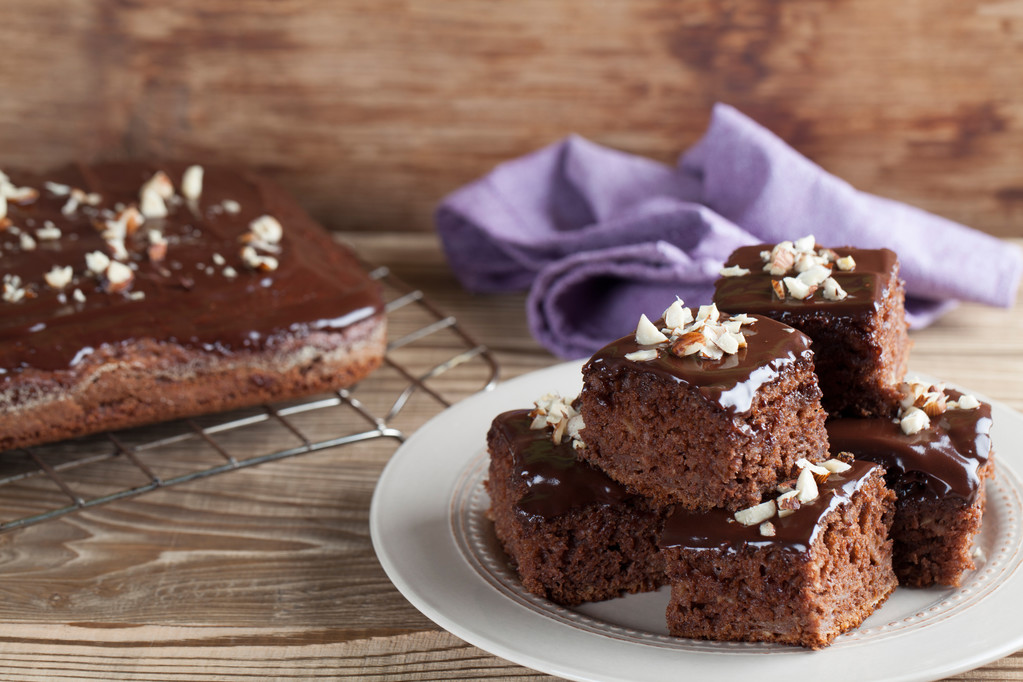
[663,298,692,329]
[35,223,61,241]
[85,250,111,274]
[671,330,706,356]
[181,165,204,201]
[44,265,73,290]
[105,260,135,292]
[782,276,813,300]
[148,240,168,263]
[794,252,830,274]
[719,265,751,277]
[212,252,226,266]
[249,215,283,244]
[797,264,832,287]
[734,500,777,526]
[635,313,669,345]
[833,450,855,464]
[712,330,741,354]
[5,186,39,204]
[770,279,786,299]
[140,189,168,219]
[72,288,86,303]
[0,193,6,221]
[695,303,719,324]
[127,291,146,301]
[759,521,776,537]
[835,255,856,271]
[777,490,801,517]
[222,266,238,279]
[624,349,659,362]
[952,394,981,410]
[919,391,947,417]
[222,199,241,214]
[820,458,852,474]
[822,277,848,301]
[240,245,279,272]
[796,466,819,503]
[766,246,795,276]
[45,182,70,196]
[899,407,930,435]
[818,247,839,262]
[793,235,816,252]
[19,233,36,251]
[142,170,175,199]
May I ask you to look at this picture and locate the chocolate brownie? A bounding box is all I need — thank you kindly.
[827,381,994,587]
[580,300,829,510]
[661,459,897,649]
[0,161,385,451]
[714,236,910,417]
[487,400,670,605]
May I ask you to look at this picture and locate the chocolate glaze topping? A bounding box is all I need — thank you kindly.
[659,459,881,554]
[714,245,898,321]
[584,314,813,414]
[0,162,381,377]
[492,409,633,520]
[827,391,992,501]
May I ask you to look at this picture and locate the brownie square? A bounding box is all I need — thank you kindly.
[580,303,829,510]
[827,384,995,587]
[487,406,670,606]
[661,460,897,649]
[714,239,910,417]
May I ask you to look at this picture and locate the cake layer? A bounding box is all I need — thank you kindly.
[487,407,669,605]
[0,161,385,451]
[660,459,897,649]
[580,306,829,510]
[827,387,994,586]
[715,241,910,417]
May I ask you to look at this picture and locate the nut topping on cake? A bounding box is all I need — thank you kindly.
[719,265,751,277]
[734,499,776,526]
[105,260,135,293]
[181,165,204,201]
[628,298,756,363]
[529,393,586,449]
[85,250,111,275]
[43,265,73,290]
[755,236,861,303]
[896,378,980,433]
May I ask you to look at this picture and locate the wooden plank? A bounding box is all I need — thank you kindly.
[0,1,1021,236]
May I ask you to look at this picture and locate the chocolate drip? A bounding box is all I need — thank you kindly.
[714,245,898,320]
[826,391,992,501]
[659,460,881,554]
[493,409,633,520]
[583,314,813,414]
[0,162,381,376]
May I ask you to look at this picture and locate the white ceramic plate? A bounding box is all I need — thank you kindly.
[370,361,1023,682]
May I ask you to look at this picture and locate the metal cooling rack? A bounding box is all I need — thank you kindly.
[0,265,499,533]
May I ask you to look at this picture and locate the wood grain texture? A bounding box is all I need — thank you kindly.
[0,1,1022,237]
[0,232,1017,680]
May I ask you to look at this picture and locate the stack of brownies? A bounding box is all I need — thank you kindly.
[487,235,995,649]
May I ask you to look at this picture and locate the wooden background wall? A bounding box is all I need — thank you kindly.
[1,0,1021,236]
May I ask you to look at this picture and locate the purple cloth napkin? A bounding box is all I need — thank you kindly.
[437,104,1023,359]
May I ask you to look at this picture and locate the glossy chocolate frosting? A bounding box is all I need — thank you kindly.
[583,314,813,414]
[493,409,634,520]
[714,245,898,321]
[0,162,381,377]
[659,459,881,554]
[827,391,992,501]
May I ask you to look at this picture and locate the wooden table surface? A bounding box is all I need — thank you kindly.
[0,232,1020,681]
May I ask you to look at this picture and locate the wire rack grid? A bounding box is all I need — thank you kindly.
[0,264,499,533]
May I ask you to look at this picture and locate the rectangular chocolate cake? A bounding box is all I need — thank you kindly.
[827,381,994,587]
[579,299,829,510]
[487,397,670,605]
[714,237,910,417]
[0,162,386,451]
[660,459,897,649]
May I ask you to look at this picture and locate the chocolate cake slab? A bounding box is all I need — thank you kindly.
[660,459,897,649]
[0,162,385,451]
[714,238,910,417]
[487,404,670,606]
[827,384,994,587]
[580,301,829,510]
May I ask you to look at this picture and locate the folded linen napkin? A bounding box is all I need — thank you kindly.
[436,104,1023,358]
